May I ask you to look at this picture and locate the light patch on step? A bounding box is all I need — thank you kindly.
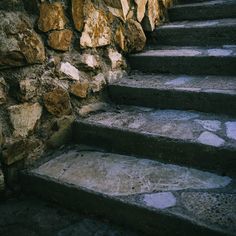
[143,192,176,209]
[165,76,192,86]
[195,119,221,132]
[207,49,233,57]
[33,151,231,197]
[197,131,225,147]
[225,122,236,140]
[194,21,218,27]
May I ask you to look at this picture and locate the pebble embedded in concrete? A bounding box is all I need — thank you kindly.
[194,119,221,132]
[225,121,236,140]
[143,192,176,209]
[207,49,233,56]
[197,131,225,147]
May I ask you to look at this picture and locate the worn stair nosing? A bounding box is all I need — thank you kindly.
[73,119,236,177]
[108,82,236,116]
[169,1,236,21]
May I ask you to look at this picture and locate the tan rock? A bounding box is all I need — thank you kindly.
[72,0,85,31]
[2,138,41,165]
[44,88,72,117]
[47,115,75,148]
[79,102,109,117]
[8,103,42,138]
[116,19,146,52]
[142,0,166,31]
[162,0,173,8]
[91,73,106,93]
[80,1,112,48]
[105,0,130,21]
[135,0,148,22]
[19,79,38,101]
[115,26,126,51]
[105,70,128,83]
[108,48,126,70]
[70,80,89,98]
[0,78,7,105]
[79,54,100,71]
[48,29,73,51]
[0,11,45,69]
[60,62,83,81]
[38,2,67,32]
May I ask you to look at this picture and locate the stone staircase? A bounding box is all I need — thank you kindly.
[21,1,236,235]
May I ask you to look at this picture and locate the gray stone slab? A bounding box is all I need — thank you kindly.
[82,105,236,147]
[25,148,236,235]
[32,150,231,196]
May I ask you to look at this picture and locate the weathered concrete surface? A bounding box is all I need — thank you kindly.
[32,150,231,196]
[128,46,236,75]
[22,147,236,235]
[0,196,137,236]
[109,73,236,115]
[74,105,236,175]
[80,105,236,147]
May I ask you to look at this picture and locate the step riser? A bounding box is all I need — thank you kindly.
[73,121,236,177]
[109,86,236,116]
[169,5,236,21]
[176,0,213,4]
[149,27,236,46]
[128,56,236,75]
[20,173,226,236]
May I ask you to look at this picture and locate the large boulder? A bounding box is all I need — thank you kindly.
[0,11,45,69]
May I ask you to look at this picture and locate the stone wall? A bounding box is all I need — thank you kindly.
[0,0,172,194]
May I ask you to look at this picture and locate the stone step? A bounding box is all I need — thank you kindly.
[148,18,236,46]
[20,147,236,236]
[176,0,215,4]
[73,105,236,176]
[169,1,236,21]
[109,73,236,116]
[128,46,236,75]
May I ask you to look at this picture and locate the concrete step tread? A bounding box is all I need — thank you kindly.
[77,105,236,149]
[131,46,236,58]
[171,0,236,9]
[110,74,236,94]
[23,147,236,235]
[157,18,236,30]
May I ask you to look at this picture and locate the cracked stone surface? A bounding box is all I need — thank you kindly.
[32,150,231,196]
[81,105,236,147]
